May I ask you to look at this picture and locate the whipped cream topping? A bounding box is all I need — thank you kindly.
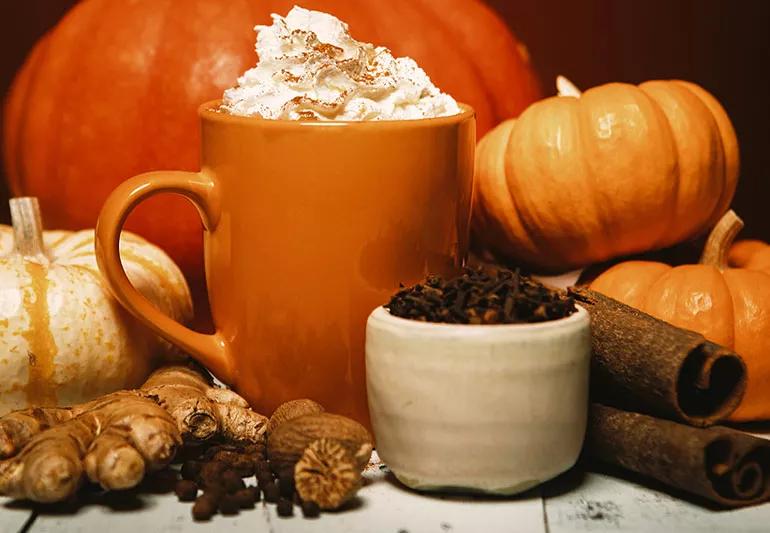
[221,6,460,121]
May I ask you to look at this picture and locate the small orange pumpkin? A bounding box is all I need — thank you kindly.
[591,211,770,421]
[473,77,739,272]
[729,239,770,273]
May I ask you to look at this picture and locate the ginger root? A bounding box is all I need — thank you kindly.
[0,364,267,503]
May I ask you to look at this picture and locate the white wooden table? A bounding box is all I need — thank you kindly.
[3,448,769,533]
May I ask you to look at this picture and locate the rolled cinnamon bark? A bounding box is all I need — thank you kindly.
[587,404,770,507]
[570,288,746,427]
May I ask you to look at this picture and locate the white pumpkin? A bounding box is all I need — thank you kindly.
[0,197,192,414]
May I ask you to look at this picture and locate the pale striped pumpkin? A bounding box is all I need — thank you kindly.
[0,198,192,414]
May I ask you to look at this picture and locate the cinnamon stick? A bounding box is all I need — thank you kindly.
[570,288,746,426]
[587,404,770,507]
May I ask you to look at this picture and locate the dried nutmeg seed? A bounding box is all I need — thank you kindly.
[268,399,325,436]
[174,480,199,502]
[294,438,362,510]
[268,413,372,474]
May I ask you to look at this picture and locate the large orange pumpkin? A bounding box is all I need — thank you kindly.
[473,77,739,272]
[590,211,770,421]
[3,0,541,292]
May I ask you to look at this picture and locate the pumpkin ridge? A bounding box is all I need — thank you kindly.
[498,122,546,264]
[637,83,684,249]
[674,81,735,229]
[501,111,558,265]
[574,91,614,263]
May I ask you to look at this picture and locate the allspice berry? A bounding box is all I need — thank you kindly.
[174,480,199,502]
[219,493,240,515]
[198,460,228,489]
[263,482,280,503]
[278,470,295,498]
[276,498,294,517]
[180,460,202,481]
[301,500,321,519]
[192,494,218,521]
[294,438,362,510]
[222,469,246,494]
[233,488,256,509]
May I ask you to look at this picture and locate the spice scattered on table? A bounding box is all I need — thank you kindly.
[386,268,576,324]
[174,398,371,521]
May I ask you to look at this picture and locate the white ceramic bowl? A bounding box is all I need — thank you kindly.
[365,305,590,495]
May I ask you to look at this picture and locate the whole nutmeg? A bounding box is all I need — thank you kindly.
[295,438,362,510]
[267,413,372,474]
[267,399,325,436]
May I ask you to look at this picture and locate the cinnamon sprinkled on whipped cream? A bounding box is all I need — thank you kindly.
[221,6,460,121]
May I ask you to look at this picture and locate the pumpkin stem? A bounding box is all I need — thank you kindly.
[10,197,49,264]
[699,210,744,271]
[557,75,582,98]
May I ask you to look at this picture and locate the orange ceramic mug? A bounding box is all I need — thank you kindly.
[95,100,475,428]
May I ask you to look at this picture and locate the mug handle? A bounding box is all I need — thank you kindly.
[95,171,234,384]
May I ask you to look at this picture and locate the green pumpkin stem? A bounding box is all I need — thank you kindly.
[699,209,744,271]
[10,197,49,264]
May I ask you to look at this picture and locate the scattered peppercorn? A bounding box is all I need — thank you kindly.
[174,480,199,502]
[202,487,224,504]
[192,493,218,521]
[198,461,228,489]
[233,488,256,509]
[219,493,240,515]
[256,460,271,476]
[257,472,275,489]
[203,444,239,461]
[263,482,280,503]
[222,469,246,494]
[180,460,202,481]
[276,498,294,517]
[301,500,321,518]
[278,470,295,498]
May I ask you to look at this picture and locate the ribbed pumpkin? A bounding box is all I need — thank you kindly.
[473,77,739,272]
[0,198,192,415]
[590,211,770,421]
[3,0,541,289]
[729,240,770,273]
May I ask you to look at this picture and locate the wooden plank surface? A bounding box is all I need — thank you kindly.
[0,498,34,532]
[543,471,770,533]
[25,452,547,533]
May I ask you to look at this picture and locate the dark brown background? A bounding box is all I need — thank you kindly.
[2,0,769,237]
